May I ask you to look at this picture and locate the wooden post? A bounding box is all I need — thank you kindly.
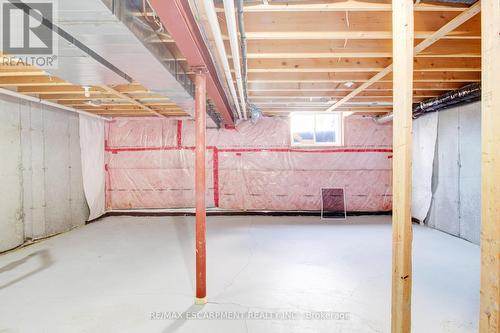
[195,69,207,305]
[391,1,414,332]
[480,1,500,331]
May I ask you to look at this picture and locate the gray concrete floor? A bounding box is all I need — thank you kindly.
[0,215,479,333]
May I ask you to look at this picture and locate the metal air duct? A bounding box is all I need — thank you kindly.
[49,0,197,116]
[374,83,481,124]
[12,0,223,125]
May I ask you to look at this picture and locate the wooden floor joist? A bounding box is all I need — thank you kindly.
[17,86,105,95]
[243,31,479,41]
[98,85,167,118]
[245,58,481,73]
[247,81,469,91]
[391,1,414,332]
[0,76,70,86]
[480,1,500,332]
[219,1,468,12]
[247,71,481,83]
[245,39,481,59]
[245,51,480,59]
[238,11,479,38]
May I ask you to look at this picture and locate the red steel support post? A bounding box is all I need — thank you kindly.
[195,69,207,305]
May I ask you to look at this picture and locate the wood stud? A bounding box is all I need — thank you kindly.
[480,1,500,332]
[391,1,414,332]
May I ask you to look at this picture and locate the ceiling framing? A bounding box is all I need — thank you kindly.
[0,61,188,118]
[0,0,481,119]
[213,0,480,116]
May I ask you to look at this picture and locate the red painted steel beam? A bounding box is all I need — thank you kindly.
[149,0,235,128]
[194,70,207,304]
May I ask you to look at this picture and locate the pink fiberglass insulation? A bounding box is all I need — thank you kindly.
[105,116,393,211]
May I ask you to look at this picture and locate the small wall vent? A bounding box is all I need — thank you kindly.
[321,188,347,220]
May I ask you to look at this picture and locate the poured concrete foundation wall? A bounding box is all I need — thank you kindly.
[426,102,481,244]
[0,95,89,252]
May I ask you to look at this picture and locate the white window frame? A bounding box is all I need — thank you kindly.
[290,112,344,147]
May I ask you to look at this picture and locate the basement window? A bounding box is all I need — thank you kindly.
[290,113,343,146]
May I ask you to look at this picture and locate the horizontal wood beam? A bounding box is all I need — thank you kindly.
[246,71,481,82]
[245,39,480,59]
[247,81,467,91]
[248,89,448,94]
[98,85,166,118]
[251,96,427,103]
[246,52,480,59]
[246,68,479,73]
[219,2,467,12]
[249,90,438,97]
[237,11,479,39]
[39,93,169,101]
[113,84,151,94]
[0,65,37,70]
[17,86,103,94]
[43,94,118,101]
[248,91,440,100]
[245,58,480,72]
[0,76,70,86]
[61,102,177,107]
[77,106,182,112]
[16,84,151,95]
[261,108,392,113]
[243,31,479,40]
[89,111,187,116]
[0,71,45,77]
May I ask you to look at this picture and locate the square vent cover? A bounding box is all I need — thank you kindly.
[321,188,347,220]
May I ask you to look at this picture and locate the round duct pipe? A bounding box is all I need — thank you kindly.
[373,83,481,124]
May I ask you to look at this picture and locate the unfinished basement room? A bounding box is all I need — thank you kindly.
[0,0,498,332]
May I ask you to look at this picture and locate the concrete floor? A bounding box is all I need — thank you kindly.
[0,215,479,333]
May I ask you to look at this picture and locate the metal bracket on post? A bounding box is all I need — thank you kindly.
[192,66,223,128]
[192,66,208,75]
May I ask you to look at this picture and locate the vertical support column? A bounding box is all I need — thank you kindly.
[480,1,500,331]
[391,1,414,332]
[195,69,207,305]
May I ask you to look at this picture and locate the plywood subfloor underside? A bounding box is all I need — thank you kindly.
[0,216,479,332]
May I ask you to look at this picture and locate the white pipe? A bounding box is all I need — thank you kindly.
[373,112,394,124]
[0,88,111,121]
[223,0,247,119]
[203,0,243,120]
